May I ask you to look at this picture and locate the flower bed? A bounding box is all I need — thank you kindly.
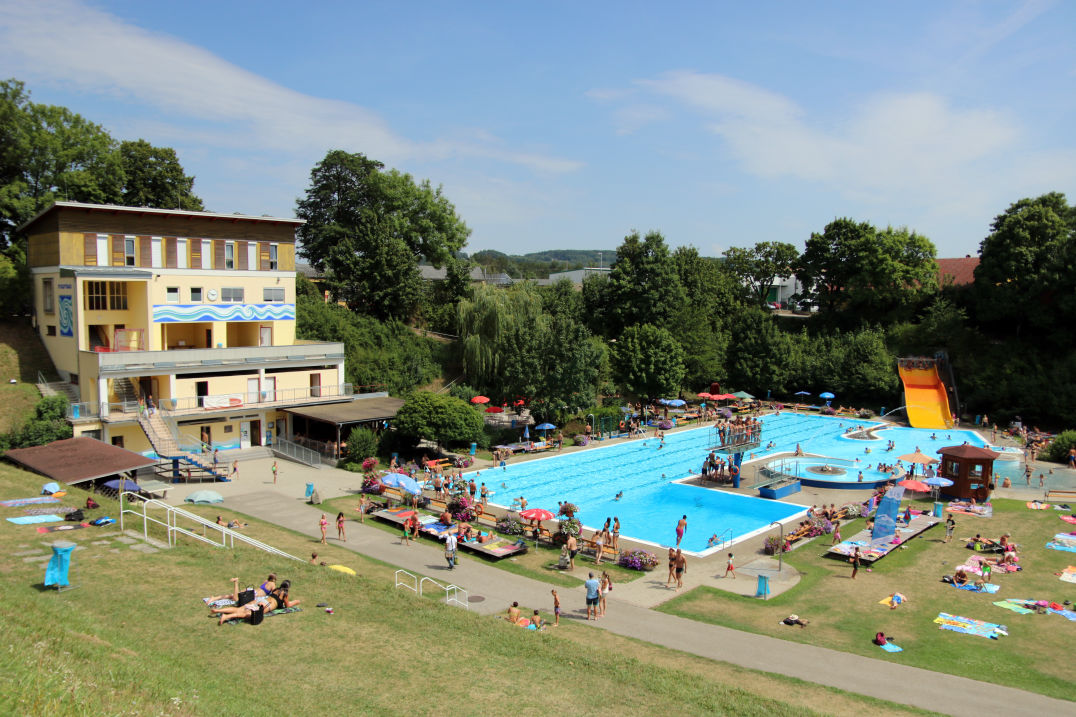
[361,475,383,495]
[496,514,525,535]
[618,549,659,571]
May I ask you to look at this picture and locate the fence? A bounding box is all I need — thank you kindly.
[393,570,469,609]
[158,383,353,415]
[273,437,323,467]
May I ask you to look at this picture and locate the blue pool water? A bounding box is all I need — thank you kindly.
[470,412,1014,555]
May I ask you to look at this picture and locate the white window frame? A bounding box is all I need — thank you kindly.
[166,287,180,303]
[269,244,279,270]
[262,287,285,302]
[225,242,235,270]
[221,287,244,303]
[43,279,54,313]
[200,240,212,270]
[151,237,162,268]
[176,238,188,269]
[247,242,257,271]
[190,287,202,302]
[124,236,136,266]
[96,234,109,267]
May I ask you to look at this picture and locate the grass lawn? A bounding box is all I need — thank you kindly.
[0,320,55,433]
[0,463,934,716]
[320,494,643,588]
[659,497,1076,701]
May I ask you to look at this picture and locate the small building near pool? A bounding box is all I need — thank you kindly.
[937,444,999,502]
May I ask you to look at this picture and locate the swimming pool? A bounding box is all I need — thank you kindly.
[470,412,1005,555]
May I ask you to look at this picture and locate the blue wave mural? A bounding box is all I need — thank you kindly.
[152,304,295,323]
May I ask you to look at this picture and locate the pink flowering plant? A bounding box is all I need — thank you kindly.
[618,549,659,571]
[448,494,476,522]
[361,475,383,494]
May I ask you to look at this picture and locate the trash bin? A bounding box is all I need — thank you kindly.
[755,574,771,600]
[932,501,943,518]
[305,482,314,499]
[71,404,80,419]
[470,443,477,456]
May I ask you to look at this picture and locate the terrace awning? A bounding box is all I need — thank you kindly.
[5,437,156,485]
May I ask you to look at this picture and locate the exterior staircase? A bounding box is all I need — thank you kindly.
[138,412,229,482]
[113,377,138,405]
[36,376,81,403]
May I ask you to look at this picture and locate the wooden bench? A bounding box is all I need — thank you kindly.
[1046,489,1076,500]
[577,536,620,562]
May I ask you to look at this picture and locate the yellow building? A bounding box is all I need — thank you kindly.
[22,201,349,463]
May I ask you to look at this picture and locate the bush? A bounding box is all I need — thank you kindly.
[447,383,479,402]
[347,427,379,461]
[496,514,525,535]
[555,517,581,544]
[377,429,415,460]
[1044,430,1076,463]
[618,549,659,571]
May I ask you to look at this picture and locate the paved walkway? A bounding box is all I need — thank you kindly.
[211,484,1068,717]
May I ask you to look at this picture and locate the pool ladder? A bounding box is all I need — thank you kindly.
[710,527,733,550]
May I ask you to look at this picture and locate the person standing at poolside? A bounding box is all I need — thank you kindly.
[319,514,328,544]
[673,549,687,589]
[675,515,687,546]
[566,533,578,571]
[231,460,239,481]
[850,546,861,579]
[336,511,346,541]
[271,460,278,484]
[611,517,620,550]
[584,572,601,620]
[444,531,457,569]
[724,552,735,579]
[551,589,561,626]
[944,515,955,543]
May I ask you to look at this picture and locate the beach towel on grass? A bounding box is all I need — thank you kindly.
[6,514,64,524]
[1047,608,1076,621]
[954,582,1000,594]
[1059,566,1076,584]
[1060,515,1076,525]
[934,613,1007,639]
[878,642,903,652]
[223,606,302,625]
[993,600,1034,615]
[1027,502,1051,510]
[203,597,236,608]
[24,506,77,516]
[36,522,90,534]
[1046,534,1076,553]
[0,496,60,507]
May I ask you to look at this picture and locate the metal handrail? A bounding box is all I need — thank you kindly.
[273,438,322,467]
[118,491,302,561]
[419,577,469,609]
[158,383,353,414]
[395,570,418,594]
[709,527,733,550]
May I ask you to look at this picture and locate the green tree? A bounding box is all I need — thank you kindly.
[603,231,686,337]
[295,150,471,321]
[456,284,544,391]
[722,241,800,307]
[392,392,484,450]
[727,308,796,395]
[0,395,72,454]
[974,192,1075,341]
[118,139,204,211]
[538,278,583,324]
[611,324,685,401]
[798,219,938,323]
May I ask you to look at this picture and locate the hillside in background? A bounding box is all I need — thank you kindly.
[467,249,609,279]
[0,321,55,433]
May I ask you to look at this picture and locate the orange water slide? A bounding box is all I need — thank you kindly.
[898,364,953,429]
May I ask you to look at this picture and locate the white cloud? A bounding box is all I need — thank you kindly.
[0,0,581,174]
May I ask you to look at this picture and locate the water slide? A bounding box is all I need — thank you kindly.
[898,363,953,429]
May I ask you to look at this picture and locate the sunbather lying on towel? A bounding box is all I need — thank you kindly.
[206,575,276,604]
[212,580,300,625]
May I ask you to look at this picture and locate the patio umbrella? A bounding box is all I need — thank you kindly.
[697,392,713,399]
[485,406,504,413]
[104,478,140,492]
[898,479,930,492]
[535,422,556,431]
[185,489,223,504]
[732,391,754,400]
[794,391,811,396]
[898,451,938,465]
[819,392,835,400]
[667,399,686,407]
[519,508,555,522]
[923,476,954,487]
[470,396,490,404]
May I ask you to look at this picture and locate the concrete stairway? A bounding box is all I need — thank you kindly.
[37,379,80,403]
[138,413,229,482]
[113,377,138,405]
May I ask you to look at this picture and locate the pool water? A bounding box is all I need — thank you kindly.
[470,412,1008,555]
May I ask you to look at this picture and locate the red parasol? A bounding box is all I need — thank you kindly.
[697,392,713,399]
[898,479,930,492]
[485,406,504,413]
[470,396,490,404]
[519,508,555,521]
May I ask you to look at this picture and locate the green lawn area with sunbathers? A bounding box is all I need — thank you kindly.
[659,497,1076,701]
[0,462,938,717]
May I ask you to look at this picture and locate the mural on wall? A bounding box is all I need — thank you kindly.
[58,296,73,336]
[152,304,295,323]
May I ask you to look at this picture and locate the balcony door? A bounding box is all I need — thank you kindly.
[247,378,260,404]
[309,373,321,398]
[263,376,276,402]
[259,326,272,346]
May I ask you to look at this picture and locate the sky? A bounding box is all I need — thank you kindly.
[1,0,1075,258]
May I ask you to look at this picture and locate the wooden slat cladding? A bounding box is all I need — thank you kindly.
[83,233,96,265]
[213,240,225,270]
[51,209,298,243]
[165,238,177,268]
[237,241,248,270]
[111,235,124,266]
[139,236,151,267]
[190,238,201,267]
[259,242,270,270]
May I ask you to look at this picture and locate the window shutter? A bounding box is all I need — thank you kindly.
[165,238,177,268]
[190,238,201,266]
[111,235,124,266]
[237,241,248,270]
[139,236,152,268]
[214,240,225,270]
[259,242,270,271]
[83,233,96,266]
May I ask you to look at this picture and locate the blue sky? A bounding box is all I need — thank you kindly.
[2,1,1074,258]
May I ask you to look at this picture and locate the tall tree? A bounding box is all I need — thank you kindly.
[611,324,685,402]
[974,192,1076,341]
[456,284,544,391]
[722,241,799,306]
[603,231,686,337]
[798,218,937,323]
[295,150,470,321]
[392,392,484,451]
[118,139,204,211]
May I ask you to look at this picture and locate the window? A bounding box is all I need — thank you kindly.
[151,237,162,268]
[225,242,235,270]
[85,281,107,310]
[201,240,212,269]
[247,242,257,271]
[96,234,109,267]
[221,287,244,303]
[190,287,202,302]
[46,325,56,336]
[108,282,128,310]
[177,239,188,269]
[166,287,180,303]
[124,237,136,266]
[263,287,285,302]
[43,279,54,313]
[269,244,279,270]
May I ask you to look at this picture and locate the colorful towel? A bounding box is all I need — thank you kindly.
[1053,504,1072,511]
[934,612,1007,639]
[878,642,903,652]
[6,514,64,524]
[36,522,90,534]
[993,600,1034,614]
[203,597,236,608]
[1027,501,1051,510]
[1047,608,1076,622]
[1059,515,1076,525]
[24,506,77,515]
[955,582,1000,594]
[947,502,993,518]
[1046,534,1076,553]
[1059,566,1076,584]
[0,496,61,507]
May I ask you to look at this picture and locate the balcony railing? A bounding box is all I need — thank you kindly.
[158,383,353,416]
[89,342,345,374]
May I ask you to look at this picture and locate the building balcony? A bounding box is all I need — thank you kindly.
[85,383,355,422]
[83,341,345,377]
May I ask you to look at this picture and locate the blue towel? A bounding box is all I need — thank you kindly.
[955,582,1000,593]
[878,642,903,652]
[7,514,64,524]
[1045,542,1076,553]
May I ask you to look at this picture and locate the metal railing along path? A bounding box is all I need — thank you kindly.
[118,491,302,562]
[273,437,322,467]
[393,570,468,609]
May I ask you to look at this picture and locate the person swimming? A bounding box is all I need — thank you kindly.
[614,491,624,501]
